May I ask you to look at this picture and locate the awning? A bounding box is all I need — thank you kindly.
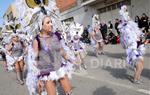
[81,0,96,6]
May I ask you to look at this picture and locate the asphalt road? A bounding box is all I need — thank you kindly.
[0,44,150,95]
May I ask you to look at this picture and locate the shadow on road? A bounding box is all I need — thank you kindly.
[144,53,150,57]
[87,51,97,57]
[93,86,116,95]
[141,68,150,80]
[105,52,150,59]
[56,83,76,95]
[105,52,126,59]
[102,66,150,83]
[102,67,134,83]
[102,67,127,79]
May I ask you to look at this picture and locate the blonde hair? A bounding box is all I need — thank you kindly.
[38,14,52,31]
[42,15,51,25]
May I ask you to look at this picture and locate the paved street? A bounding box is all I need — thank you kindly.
[0,44,150,95]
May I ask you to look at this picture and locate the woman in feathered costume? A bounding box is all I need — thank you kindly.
[14,0,76,95]
[7,33,26,85]
[33,15,76,95]
[118,5,148,84]
[92,14,104,56]
[68,22,87,70]
[1,16,27,85]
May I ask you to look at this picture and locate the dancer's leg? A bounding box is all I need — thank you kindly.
[79,52,87,70]
[59,75,72,95]
[134,58,144,83]
[45,80,56,95]
[19,60,25,80]
[14,62,24,85]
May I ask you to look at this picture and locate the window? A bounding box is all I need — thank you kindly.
[124,0,131,5]
[107,6,111,11]
[98,7,107,13]
[117,2,122,8]
[62,17,74,25]
[112,4,117,10]
[98,0,131,14]
[102,7,107,13]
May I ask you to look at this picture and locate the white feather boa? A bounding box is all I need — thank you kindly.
[119,5,146,66]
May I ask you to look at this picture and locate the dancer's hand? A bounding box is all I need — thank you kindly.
[37,80,42,87]
[6,51,11,55]
[71,59,79,65]
[37,80,43,93]
[144,39,149,45]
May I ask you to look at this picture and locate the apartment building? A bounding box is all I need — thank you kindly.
[56,0,150,26]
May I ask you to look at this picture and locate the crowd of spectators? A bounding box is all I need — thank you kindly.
[81,13,150,45]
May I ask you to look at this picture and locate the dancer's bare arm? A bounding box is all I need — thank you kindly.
[6,43,13,55]
[60,48,76,64]
[33,39,39,59]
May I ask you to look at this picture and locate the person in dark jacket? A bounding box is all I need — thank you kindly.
[80,27,90,44]
[107,30,117,44]
[108,21,113,29]
[100,22,107,41]
[141,13,149,33]
[135,15,142,28]
[115,19,120,36]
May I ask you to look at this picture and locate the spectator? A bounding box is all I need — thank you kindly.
[87,25,93,34]
[135,15,142,28]
[108,30,117,44]
[100,22,107,41]
[115,19,120,35]
[81,27,90,44]
[141,13,149,33]
[108,21,113,34]
[108,21,113,29]
[148,20,150,32]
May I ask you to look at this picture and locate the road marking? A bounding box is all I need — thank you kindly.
[73,72,150,95]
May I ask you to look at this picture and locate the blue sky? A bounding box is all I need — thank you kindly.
[0,0,14,27]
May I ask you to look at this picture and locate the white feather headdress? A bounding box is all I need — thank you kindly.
[63,22,84,42]
[119,5,143,49]
[12,0,63,38]
[92,14,100,29]
[119,5,130,22]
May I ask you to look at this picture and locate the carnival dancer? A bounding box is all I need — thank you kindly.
[32,15,75,95]
[6,33,26,85]
[66,21,87,70]
[62,41,75,75]
[92,15,104,56]
[92,26,104,56]
[12,0,76,94]
[118,5,148,84]
[72,31,87,70]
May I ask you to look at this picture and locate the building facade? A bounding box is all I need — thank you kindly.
[3,4,18,22]
[58,0,150,27]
